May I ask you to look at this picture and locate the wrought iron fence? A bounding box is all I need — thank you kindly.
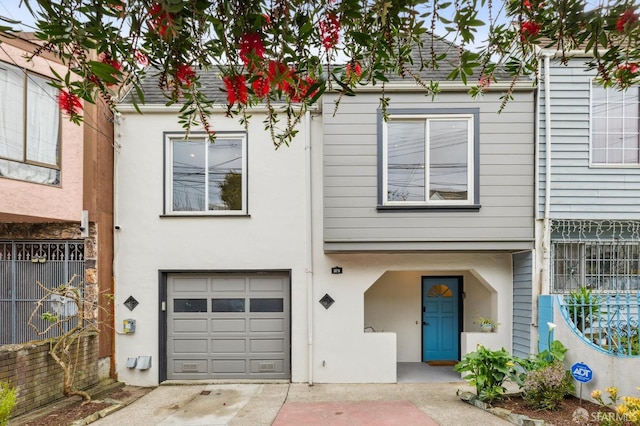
[559,292,639,356]
[0,240,84,345]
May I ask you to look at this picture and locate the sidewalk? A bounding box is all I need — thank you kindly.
[92,382,511,425]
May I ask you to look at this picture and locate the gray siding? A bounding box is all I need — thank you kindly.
[538,60,640,219]
[512,251,533,358]
[323,90,536,251]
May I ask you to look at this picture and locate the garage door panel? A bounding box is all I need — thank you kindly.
[172,277,208,292]
[250,318,284,332]
[211,318,246,332]
[167,273,290,380]
[173,339,208,354]
[248,277,286,292]
[250,359,283,373]
[250,338,284,353]
[210,339,246,354]
[174,359,208,374]
[212,359,246,374]
[172,318,208,333]
[211,278,247,292]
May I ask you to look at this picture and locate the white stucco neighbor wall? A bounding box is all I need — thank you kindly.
[552,301,640,405]
[113,108,314,386]
[309,251,514,383]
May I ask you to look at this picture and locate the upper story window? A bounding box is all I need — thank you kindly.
[380,109,479,208]
[591,84,640,165]
[0,61,60,185]
[165,133,247,215]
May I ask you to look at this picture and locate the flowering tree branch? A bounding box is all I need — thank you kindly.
[2,0,639,146]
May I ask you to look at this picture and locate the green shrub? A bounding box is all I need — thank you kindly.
[454,345,519,403]
[0,381,16,426]
[522,360,574,410]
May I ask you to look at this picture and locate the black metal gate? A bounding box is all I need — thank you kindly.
[0,240,84,345]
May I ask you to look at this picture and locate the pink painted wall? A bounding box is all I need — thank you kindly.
[0,40,84,222]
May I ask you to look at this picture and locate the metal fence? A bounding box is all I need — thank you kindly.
[0,240,84,345]
[559,292,639,356]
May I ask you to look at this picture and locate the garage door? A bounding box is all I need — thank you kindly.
[167,272,290,380]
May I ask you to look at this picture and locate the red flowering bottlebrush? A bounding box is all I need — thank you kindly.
[268,60,292,92]
[135,50,149,66]
[223,75,248,105]
[239,33,266,67]
[478,74,491,90]
[521,21,541,38]
[346,62,362,80]
[176,64,196,86]
[616,10,638,32]
[319,12,340,50]
[58,90,83,116]
[523,0,531,8]
[148,3,175,38]
[251,75,271,98]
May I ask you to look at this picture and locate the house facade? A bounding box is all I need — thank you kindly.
[0,32,115,403]
[113,39,537,385]
[534,50,640,398]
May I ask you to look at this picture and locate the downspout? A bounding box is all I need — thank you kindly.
[541,53,552,296]
[304,110,314,386]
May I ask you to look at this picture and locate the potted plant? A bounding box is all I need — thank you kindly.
[474,316,498,332]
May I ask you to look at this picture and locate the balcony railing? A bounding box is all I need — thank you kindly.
[558,292,639,357]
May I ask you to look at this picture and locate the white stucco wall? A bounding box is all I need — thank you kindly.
[113,108,314,386]
[309,251,514,383]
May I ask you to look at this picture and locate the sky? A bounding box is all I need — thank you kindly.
[0,0,505,49]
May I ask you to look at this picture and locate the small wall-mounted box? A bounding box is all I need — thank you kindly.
[137,356,152,370]
[126,357,137,368]
[123,319,136,334]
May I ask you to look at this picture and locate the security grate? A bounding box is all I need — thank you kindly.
[552,241,640,293]
[0,240,84,345]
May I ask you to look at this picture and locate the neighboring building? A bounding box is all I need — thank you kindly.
[534,49,640,398]
[0,33,114,378]
[113,37,536,386]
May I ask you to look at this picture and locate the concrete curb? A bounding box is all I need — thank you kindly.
[70,386,150,426]
[457,391,544,426]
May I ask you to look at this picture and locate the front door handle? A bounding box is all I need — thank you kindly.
[423,321,429,325]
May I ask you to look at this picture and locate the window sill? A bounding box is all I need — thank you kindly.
[377,204,481,212]
[160,214,251,218]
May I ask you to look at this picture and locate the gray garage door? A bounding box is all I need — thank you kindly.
[167,272,290,380]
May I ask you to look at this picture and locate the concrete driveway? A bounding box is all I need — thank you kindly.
[92,382,510,425]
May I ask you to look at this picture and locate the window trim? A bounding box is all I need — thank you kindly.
[163,131,248,216]
[589,79,640,168]
[377,108,480,209]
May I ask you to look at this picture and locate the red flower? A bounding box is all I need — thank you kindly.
[252,75,271,98]
[618,62,640,74]
[478,74,491,89]
[58,90,83,116]
[148,3,175,38]
[268,60,292,92]
[616,10,638,32]
[223,75,248,105]
[98,53,122,86]
[346,62,362,79]
[523,0,531,8]
[239,33,266,67]
[176,64,196,86]
[319,12,340,50]
[521,21,541,37]
[135,50,149,66]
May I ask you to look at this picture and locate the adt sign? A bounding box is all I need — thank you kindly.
[571,362,593,383]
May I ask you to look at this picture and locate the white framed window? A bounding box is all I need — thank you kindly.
[165,133,247,215]
[591,83,640,165]
[0,61,60,185]
[381,111,477,207]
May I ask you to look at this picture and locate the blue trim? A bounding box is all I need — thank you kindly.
[538,295,555,353]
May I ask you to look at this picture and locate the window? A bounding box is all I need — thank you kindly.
[552,241,640,293]
[591,83,640,165]
[166,134,247,214]
[0,61,60,185]
[380,109,478,207]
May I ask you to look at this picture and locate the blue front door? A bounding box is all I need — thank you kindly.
[422,277,460,361]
